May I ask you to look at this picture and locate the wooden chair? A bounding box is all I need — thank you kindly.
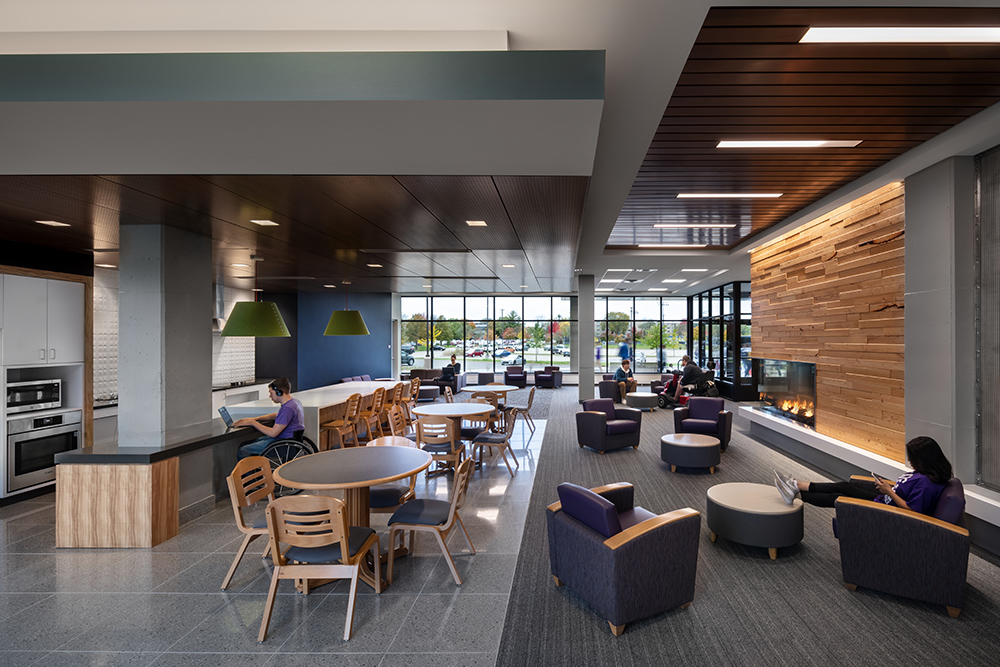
[472,407,520,476]
[469,390,500,432]
[221,456,274,589]
[385,404,411,439]
[368,436,418,517]
[486,381,508,409]
[415,415,463,476]
[443,386,454,403]
[460,397,491,443]
[258,494,381,642]
[320,392,363,449]
[356,386,386,444]
[402,378,420,429]
[387,457,476,585]
[379,382,405,434]
[508,386,536,433]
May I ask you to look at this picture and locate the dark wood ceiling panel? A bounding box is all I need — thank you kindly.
[612,6,1000,250]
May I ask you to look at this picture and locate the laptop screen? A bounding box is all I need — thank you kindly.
[218,406,234,428]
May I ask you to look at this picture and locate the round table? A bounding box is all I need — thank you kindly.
[411,403,495,419]
[706,482,804,560]
[459,385,521,396]
[626,391,659,411]
[660,433,721,474]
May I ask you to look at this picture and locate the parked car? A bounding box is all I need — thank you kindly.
[432,344,446,351]
[494,349,510,358]
[502,354,524,366]
[401,352,414,365]
[401,343,416,353]
[469,349,485,357]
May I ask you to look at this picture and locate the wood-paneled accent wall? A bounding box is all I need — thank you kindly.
[751,183,905,461]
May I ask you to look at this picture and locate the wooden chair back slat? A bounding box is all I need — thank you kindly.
[267,495,350,566]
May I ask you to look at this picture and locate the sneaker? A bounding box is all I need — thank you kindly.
[773,472,796,504]
[776,471,799,496]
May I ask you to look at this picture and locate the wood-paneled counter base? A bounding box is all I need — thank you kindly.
[56,459,179,548]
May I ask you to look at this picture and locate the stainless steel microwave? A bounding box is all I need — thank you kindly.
[6,379,62,414]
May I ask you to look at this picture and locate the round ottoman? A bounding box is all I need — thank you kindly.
[417,385,440,402]
[660,433,720,474]
[706,482,803,560]
[626,391,659,411]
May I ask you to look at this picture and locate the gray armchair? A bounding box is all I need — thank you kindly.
[504,365,527,388]
[576,398,641,453]
[546,481,700,636]
[673,397,733,451]
[598,374,619,400]
[535,366,563,388]
[836,476,969,617]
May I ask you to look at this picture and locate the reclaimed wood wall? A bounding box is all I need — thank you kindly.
[751,183,905,461]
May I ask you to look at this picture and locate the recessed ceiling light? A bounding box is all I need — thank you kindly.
[605,268,631,272]
[800,26,1000,43]
[36,220,70,227]
[681,268,709,272]
[653,223,738,229]
[231,263,250,268]
[95,263,117,269]
[647,288,669,292]
[251,288,264,292]
[250,219,279,226]
[422,284,432,288]
[519,285,528,288]
[637,244,708,249]
[661,279,686,283]
[465,220,488,227]
[717,140,861,148]
[323,284,337,288]
[599,279,619,283]
[676,193,782,199]
[501,264,516,268]
[595,288,614,292]
[367,263,383,268]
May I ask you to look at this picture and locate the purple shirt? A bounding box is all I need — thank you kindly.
[875,471,944,515]
[274,398,304,440]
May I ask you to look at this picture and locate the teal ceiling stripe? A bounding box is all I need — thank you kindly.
[0,50,605,102]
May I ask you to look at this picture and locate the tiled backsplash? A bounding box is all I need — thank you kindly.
[92,271,255,400]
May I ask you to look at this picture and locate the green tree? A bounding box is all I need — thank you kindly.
[402,315,428,346]
[607,311,630,342]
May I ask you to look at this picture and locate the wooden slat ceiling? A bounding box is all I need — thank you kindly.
[0,174,587,293]
[610,6,1000,250]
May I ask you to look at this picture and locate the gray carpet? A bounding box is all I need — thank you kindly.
[496,388,1000,666]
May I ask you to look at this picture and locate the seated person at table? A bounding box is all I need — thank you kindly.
[673,355,702,402]
[614,358,637,402]
[774,436,951,514]
[435,354,461,382]
[235,377,305,459]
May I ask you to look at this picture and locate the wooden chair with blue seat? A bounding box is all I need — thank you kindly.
[471,407,519,476]
[258,494,381,642]
[415,415,463,476]
[387,456,476,585]
[546,481,700,636]
[221,456,275,589]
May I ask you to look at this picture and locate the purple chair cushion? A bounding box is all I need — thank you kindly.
[618,507,656,530]
[606,419,638,436]
[545,366,560,372]
[361,374,372,381]
[680,419,719,435]
[341,377,354,383]
[688,397,724,421]
[557,483,622,538]
[932,478,966,525]
[351,376,363,382]
[603,374,615,381]
[582,398,616,422]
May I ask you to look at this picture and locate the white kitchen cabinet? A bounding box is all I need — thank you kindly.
[2,274,85,366]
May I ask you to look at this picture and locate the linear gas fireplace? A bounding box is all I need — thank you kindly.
[757,359,816,428]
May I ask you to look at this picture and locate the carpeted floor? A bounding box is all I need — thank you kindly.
[496,388,1000,666]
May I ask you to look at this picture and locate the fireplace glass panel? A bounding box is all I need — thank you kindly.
[757,359,816,427]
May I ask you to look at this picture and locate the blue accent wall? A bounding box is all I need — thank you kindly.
[296,292,392,390]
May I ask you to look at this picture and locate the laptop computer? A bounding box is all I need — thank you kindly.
[218,406,235,430]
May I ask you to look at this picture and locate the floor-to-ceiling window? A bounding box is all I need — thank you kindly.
[593,296,688,374]
[689,281,755,400]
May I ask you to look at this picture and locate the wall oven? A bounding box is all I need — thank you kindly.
[6,410,81,495]
[6,379,62,414]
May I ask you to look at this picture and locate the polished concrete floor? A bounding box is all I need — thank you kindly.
[0,418,546,666]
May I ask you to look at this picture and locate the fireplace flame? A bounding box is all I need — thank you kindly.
[761,393,815,420]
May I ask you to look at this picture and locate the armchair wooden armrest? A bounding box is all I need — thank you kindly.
[604,508,700,550]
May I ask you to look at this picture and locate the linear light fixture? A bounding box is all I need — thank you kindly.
[465,220,488,227]
[676,193,782,199]
[605,268,631,272]
[637,244,708,248]
[653,223,738,229]
[501,264,516,268]
[599,279,619,283]
[647,288,669,292]
[801,26,1000,43]
[95,263,117,269]
[661,279,686,283]
[717,140,861,148]
[681,268,709,272]
[36,220,70,227]
[595,288,614,292]
[231,263,250,268]
[367,263,383,268]
[250,219,279,226]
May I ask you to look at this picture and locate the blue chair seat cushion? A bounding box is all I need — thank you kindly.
[681,418,720,434]
[369,483,409,508]
[460,426,486,440]
[284,526,376,563]
[388,499,451,527]
[250,515,267,530]
[606,419,638,436]
[618,506,656,530]
[472,432,508,444]
[557,483,622,538]
[422,442,458,454]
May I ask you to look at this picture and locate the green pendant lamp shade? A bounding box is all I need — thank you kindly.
[220,301,290,337]
[324,309,370,336]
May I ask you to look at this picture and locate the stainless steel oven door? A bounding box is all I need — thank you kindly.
[7,422,80,493]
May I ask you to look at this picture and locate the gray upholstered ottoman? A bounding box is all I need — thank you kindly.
[660,433,720,474]
[626,391,658,411]
[706,482,803,560]
[417,385,440,402]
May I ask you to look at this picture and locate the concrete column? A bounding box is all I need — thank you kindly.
[569,296,580,373]
[577,275,595,402]
[118,225,213,445]
[904,158,977,480]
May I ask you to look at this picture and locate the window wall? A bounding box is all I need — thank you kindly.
[400,296,577,374]
[593,296,689,374]
[689,281,754,400]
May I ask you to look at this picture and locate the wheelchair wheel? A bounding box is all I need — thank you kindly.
[261,440,313,496]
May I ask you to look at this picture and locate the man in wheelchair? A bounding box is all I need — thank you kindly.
[235,377,306,459]
[658,361,720,408]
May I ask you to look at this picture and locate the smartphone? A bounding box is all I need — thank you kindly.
[871,472,890,483]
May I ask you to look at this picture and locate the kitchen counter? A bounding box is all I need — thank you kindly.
[55,418,247,465]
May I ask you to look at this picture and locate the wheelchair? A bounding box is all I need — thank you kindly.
[255,429,318,497]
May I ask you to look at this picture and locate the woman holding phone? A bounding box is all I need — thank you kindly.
[774,435,952,516]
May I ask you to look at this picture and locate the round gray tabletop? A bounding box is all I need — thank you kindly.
[412,403,494,418]
[660,433,721,473]
[626,391,659,410]
[273,445,432,489]
[460,385,520,395]
[705,482,803,560]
